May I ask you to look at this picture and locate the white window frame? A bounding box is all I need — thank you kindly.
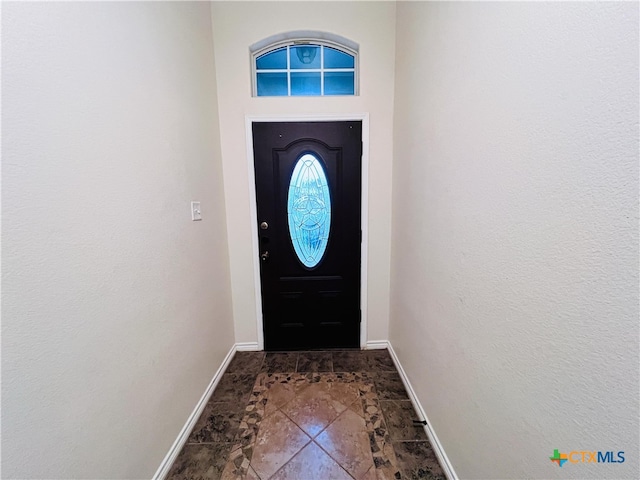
[250,31,359,97]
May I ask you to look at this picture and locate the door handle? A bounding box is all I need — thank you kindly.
[261,251,270,261]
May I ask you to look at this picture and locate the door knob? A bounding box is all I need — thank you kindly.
[261,251,270,261]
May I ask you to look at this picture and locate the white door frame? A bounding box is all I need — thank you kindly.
[245,113,370,350]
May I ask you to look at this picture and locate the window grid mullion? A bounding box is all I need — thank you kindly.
[320,46,325,96]
[287,45,291,96]
[257,68,354,74]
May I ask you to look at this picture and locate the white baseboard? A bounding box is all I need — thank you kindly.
[365,340,389,350]
[235,342,260,352]
[386,341,459,480]
[152,344,237,480]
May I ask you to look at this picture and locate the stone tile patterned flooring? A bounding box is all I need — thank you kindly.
[167,350,446,480]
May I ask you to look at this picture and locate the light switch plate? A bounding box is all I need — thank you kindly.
[191,201,202,221]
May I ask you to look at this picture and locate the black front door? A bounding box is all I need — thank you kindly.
[252,121,362,351]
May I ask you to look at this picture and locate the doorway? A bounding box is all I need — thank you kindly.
[252,121,362,350]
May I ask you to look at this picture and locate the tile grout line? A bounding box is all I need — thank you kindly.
[226,369,271,479]
[267,438,314,479]
[257,352,266,374]
[374,389,401,471]
[262,377,299,420]
[275,379,327,441]
[248,465,262,480]
[304,372,380,476]
[269,372,367,480]
[386,343,456,480]
[378,397,429,444]
[217,362,266,478]
[310,437,359,480]
[310,408,371,480]
[154,344,238,480]
[255,374,313,480]
[362,372,405,479]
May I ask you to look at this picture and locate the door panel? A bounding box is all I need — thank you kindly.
[252,121,362,350]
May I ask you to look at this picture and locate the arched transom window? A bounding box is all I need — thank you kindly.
[250,31,359,97]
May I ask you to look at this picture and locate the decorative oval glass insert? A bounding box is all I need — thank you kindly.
[287,153,331,268]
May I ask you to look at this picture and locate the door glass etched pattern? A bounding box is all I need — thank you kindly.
[287,154,331,268]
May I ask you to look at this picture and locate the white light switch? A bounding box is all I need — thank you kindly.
[191,201,202,221]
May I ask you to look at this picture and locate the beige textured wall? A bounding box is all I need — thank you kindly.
[390,2,639,479]
[2,3,234,478]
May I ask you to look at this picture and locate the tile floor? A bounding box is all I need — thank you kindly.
[167,350,445,480]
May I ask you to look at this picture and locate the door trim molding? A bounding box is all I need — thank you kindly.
[245,114,370,349]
